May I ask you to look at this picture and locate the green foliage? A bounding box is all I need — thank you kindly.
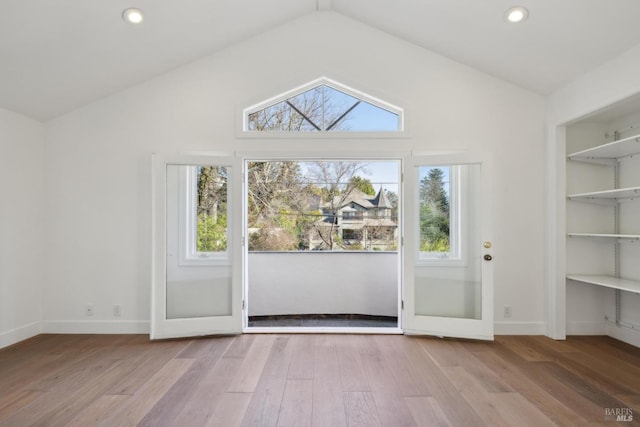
[248,225,297,251]
[386,190,399,219]
[344,243,364,251]
[294,209,321,250]
[419,169,450,253]
[349,176,376,195]
[420,168,449,214]
[276,209,296,230]
[420,237,450,253]
[197,213,227,252]
[197,166,227,218]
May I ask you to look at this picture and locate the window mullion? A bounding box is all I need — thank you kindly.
[326,100,361,131]
[285,100,321,131]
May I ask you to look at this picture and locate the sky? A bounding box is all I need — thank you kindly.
[360,161,400,194]
[279,84,400,132]
[296,161,451,196]
[298,160,400,194]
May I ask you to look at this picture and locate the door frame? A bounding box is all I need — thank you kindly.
[238,150,405,334]
[150,153,243,340]
[403,151,494,340]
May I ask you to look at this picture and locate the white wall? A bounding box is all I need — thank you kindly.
[548,43,640,124]
[0,108,44,348]
[43,12,546,334]
[547,40,640,344]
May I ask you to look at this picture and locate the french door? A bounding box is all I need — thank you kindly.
[151,154,242,339]
[150,151,492,340]
[403,153,494,340]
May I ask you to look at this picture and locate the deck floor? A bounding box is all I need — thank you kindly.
[248,314,398,328]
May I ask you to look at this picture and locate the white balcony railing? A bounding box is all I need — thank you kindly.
[247,251,398,317]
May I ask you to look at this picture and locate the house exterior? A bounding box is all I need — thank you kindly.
[309,187,398,251]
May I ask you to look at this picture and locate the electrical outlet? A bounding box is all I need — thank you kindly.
[86,304,95,316]
[113,304,122,317]
[504,305,512,318]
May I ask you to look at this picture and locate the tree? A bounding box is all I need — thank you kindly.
[307,161,369,250]
[349,176,375,195]
[247,161,302,224]
[249,224,297,251]
[197,166,226,222]
[419,168,450,252]
[364,224,396,250]
[245,159,399,252]
[247,161,309,251]
[247,86,351,132]
[420,168,449,214]
[197,214,227,252]
[196,166,228,252]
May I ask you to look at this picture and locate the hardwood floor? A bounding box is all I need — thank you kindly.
[1,334,639,426]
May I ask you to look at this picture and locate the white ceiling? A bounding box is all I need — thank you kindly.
[3,0,640,122]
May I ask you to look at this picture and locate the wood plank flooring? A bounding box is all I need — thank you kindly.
[1,334,639,426]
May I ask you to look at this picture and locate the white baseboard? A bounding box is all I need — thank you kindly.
[20,321,548,338]
[494,321,546,335]
[6,320,635,348]
[0,321,41,349]
[566,320,607,335]
[41,320,150,334]
[606,322,640,348]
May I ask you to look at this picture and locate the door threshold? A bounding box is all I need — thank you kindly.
[243,326,403,334]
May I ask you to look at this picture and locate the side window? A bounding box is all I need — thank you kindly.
[418,166,460,261]
[180,166,228,264]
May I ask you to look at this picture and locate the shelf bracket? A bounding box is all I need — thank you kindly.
[615,289,621,326]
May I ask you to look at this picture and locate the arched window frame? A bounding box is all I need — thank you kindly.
[240,77,405,137]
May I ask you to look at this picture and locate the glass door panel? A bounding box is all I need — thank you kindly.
[151,154,242,339]
[404,154,493,340]
[165,164,231,319]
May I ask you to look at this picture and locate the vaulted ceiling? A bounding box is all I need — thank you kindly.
[3,0,640,121]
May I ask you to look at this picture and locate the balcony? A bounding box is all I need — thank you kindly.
[247,251,399,327]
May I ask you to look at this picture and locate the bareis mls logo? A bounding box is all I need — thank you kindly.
[605,408,633,422]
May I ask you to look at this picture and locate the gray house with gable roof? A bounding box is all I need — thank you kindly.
[309,187,398,251]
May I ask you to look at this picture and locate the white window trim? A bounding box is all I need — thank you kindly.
[418,165,467,267]
[178,166,229,266]
[240,77,405,136]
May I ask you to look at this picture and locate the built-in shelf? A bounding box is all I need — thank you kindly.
[568,133,640,164]
[567,274,640,294]
[568,186,640,203]
[567,233,640,240]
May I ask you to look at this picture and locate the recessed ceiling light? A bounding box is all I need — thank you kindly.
[505,6,529,23]
[122,7,144,25]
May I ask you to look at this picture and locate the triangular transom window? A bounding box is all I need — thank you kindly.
[244,78,403,132]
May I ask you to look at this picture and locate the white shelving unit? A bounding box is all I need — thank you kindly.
[568,133,640,164]
[567,133,640,295]
[566,275,640,294]
[568,186,640,203]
